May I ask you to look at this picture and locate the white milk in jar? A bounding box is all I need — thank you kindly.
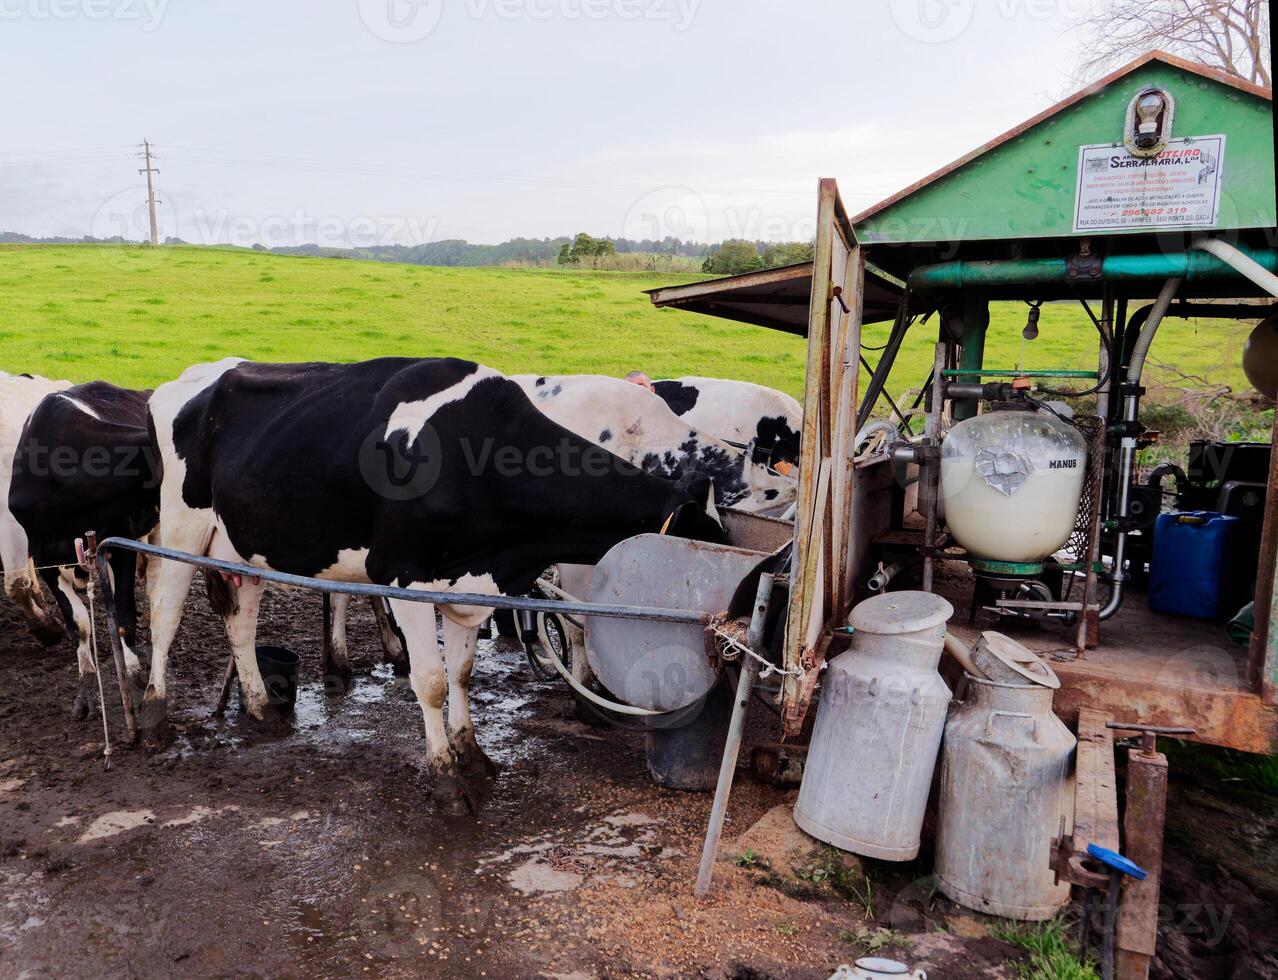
[940,407,1087,564]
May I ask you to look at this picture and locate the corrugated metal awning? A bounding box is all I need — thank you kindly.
[645,261,903,336]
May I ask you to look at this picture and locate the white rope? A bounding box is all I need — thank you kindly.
[22,560,77,574]
[85,575,112,769]
[710,626,801,679]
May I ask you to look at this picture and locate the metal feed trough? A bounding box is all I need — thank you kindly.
[650,51,1275,977]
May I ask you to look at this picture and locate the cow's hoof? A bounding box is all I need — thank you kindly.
[247,704,293,737]
[426,760,474,814]
[430,776,473,816]
[322,666,354,696]
[70,691,93,722]
[139,719,174,751]
[385,654,410,678]
[453,739,497,781]
[137,689,168,730]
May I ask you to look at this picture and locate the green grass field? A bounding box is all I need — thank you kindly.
[0,243,1259,402]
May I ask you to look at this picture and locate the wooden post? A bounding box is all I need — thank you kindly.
[780,178,861,740]
[1115,745,1169,980]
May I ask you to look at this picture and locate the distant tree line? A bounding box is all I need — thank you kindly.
[1,229,817,274]
[701,239,815,275]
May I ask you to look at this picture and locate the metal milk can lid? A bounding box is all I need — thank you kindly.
[853,958,911,976]
[973,631,1060,689]
[848,591,953,636]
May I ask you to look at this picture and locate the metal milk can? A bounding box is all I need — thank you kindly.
[934,640,1075,920]
[829,957,927,980]
[794,592,954,861]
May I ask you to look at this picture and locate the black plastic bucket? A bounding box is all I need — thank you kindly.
[239,644,301,712]
[644,679,733,791]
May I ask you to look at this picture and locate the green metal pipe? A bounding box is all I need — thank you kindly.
[909,248,1278,290]
[954,296,989,422]
[942,368,1098,378]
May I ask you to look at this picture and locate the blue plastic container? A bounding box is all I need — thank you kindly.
[1148,511,1240,619]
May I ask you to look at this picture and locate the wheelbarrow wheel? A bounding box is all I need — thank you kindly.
[524,610,566,681]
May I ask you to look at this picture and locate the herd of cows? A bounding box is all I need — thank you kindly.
[0,358,801,807]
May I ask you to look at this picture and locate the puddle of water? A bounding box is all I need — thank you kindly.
[162,804,234,828]
[508,858,583,894]
[292,686,332,730]
[78,810,155,843]
[480,807,669,896]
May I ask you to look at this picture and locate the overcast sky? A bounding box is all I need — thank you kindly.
[2,0,1095,247]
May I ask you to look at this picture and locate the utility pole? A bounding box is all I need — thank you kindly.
[137,140,161,245]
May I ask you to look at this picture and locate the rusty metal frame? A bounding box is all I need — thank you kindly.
[779,178,864,739]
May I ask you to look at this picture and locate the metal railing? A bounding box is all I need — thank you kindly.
[94,536,711,625]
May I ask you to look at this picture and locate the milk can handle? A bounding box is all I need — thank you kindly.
[984,710,1038,741]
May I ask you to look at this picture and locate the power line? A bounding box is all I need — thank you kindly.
[0,141,896,200]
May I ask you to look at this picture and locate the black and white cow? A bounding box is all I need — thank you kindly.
[141,356,724,807]
[515,374,797,513]
[652,376,803,474]
[2,371,75,645]
[7,382,160,717]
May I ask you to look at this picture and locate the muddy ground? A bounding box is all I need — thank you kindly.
[1,578,1276,979]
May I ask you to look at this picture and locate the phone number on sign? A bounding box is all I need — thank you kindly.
[1119,207,1192,217]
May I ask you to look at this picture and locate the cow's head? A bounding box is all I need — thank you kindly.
[738,457,798,514]
[661,472,727,544]
[749,415,802,473]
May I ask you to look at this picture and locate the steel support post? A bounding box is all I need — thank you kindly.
[694,573,776,897]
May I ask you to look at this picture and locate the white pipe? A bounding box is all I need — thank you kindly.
[1100,276,1181,621]
[1192,236,1278,299]
[1128,277,1183,383]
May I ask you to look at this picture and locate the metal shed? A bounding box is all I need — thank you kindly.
[651,51,1277,754]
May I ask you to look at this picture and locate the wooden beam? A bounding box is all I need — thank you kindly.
[1074,707,1120,853]
[781,179,838,739]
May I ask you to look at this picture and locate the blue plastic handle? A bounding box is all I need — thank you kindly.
[1087,843,1149,881]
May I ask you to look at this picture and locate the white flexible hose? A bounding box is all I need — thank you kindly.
[1192,236,1278,299]
[1128,277,1183,383]
[853,419,902,458]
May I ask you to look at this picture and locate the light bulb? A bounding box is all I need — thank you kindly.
[1134,92,1164,149]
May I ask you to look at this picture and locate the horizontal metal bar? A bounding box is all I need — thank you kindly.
[96,537,711,626]
[941,368,1099,379]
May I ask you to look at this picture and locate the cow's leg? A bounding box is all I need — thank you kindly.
[388,597,467,811]
[140,520,213,741]
[218,576,286,732]
[107,549,145,696]
[370,596,409,676]
[441,615,495,779]
[322,592,353,693]
[39,567,94,719]
[2,516,63,645]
